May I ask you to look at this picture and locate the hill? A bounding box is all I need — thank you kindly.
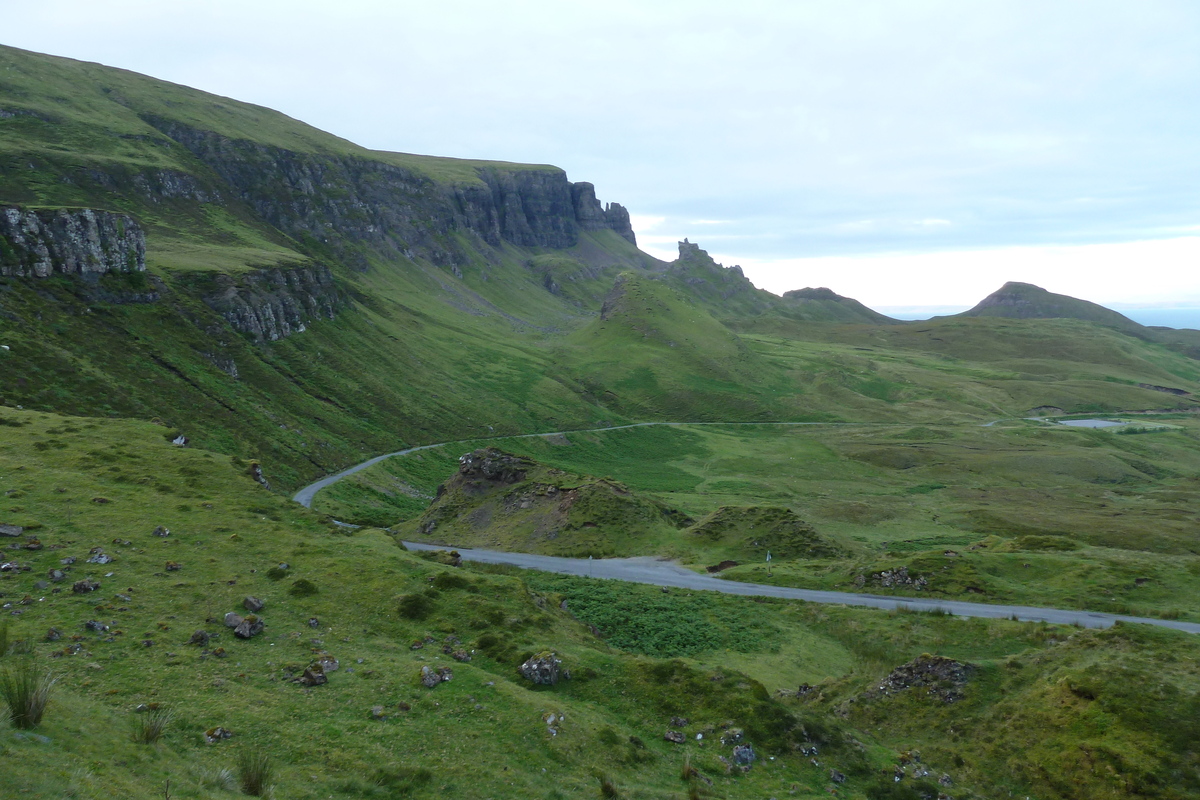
[958,281,1146,333]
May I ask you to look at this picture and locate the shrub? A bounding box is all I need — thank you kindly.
[0,660,55,729]
[397,593,434,620]
[237,750,274,796]
[289,579,319,597]
[131,704,175,744]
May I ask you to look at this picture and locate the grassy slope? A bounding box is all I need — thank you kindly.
[6,407,1200,799]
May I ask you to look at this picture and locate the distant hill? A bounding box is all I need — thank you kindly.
[958,282,1146,334]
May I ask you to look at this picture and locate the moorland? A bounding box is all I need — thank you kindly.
[1,42,1199,799]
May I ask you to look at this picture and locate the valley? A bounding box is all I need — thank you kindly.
[2,41,1200,799]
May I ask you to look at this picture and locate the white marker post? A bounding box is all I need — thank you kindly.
[766,550,772,577]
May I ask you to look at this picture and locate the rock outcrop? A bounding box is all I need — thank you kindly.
[202,264,342,342]
[0,205,146,277]
[141,119,635,267]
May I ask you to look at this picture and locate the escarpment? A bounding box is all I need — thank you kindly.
[142,118,636,266]
[201,264,344,342]
[0,205,145,277]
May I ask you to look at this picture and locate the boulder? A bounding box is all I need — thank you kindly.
[732,744,756,767]
[830,769,846,784]
[152,526,170,537]
[234,615,264,639]
[47,569,65,583]
[872,654,976,703]
[298,664,327,686]
[72,579,100,593]
[223,612,243,628]
[0,524,23,537]
[420,665,453,688]
[519,651,565,686]
[664,730,685,744]
[203,726,233,744]
[187,630,211,646]
[243,596,265,613]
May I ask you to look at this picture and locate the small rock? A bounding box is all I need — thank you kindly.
[0,524,23,537]
[33,580,48,590]
[142,639,154,647]
[396,701,411,712]
[203,726,232,744]
[316,655,339,672]
[223,612,243,628]
[938,774,953,787]
[308,617,320,628]
[451,649,472,662]
[519,651,565,685]
[72,579,101,593]
[60,556,76,566]
[187,630,211,646]
[153,526,170,537]
[24,538,42,551]
[670,716,689,727]
[45,627,61,642]
[369,705,386,720]
[165,561,181,572]
[84,620,109,633]
[732,744,756,767]
[47,569,65,583]
[664,730,685,744]
[86,552,113,565]
[298,664,327,686]
[243,596,264,613]
[234,615,264,639]
[830,769,846,784]
[420,665,453,688]
[720,728,744,746]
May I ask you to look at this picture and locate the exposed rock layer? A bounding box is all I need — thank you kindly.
[202,264,343,342]
[0,205,146,277]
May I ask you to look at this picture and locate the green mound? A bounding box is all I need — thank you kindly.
[687,505,841,560]
[400,447,693,556]
[959,281,1146,334]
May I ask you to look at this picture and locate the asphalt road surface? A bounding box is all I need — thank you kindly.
[402,541,1200,635]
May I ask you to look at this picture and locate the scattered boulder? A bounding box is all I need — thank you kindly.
[0,524,23,537]
[457,448,531,484]
[830,769,846,784]
[243,596,265,613]
[315,655,339,673]
[450,650,472,663]
[308,617,320,628]
[298,664,327,686]
[47,569,65,583]
[664,730,685,744]
[187,630,211,646]
[871,654,976,703]
[84,620,109,633]
[519,651,566,686]
[204,726,233,744]
[60,556,76,565]
[86,551,114,565]
[420,665,453,688]
[165,561,181,571]
[153,526,170,537]
[72,579,100,593]
[369,705,387,721]
[732,744,756,768]
[234,615,264,639]
[23,538,42,551]
[670,716,689,727]
[45,627,61,642]
[872,566,928,590]
[223,612,243,628]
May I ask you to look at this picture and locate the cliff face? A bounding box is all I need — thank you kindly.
[143,118,635,267]
[0,206,146,277]
[202,264,343,342]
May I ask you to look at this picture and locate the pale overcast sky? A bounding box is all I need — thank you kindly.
[5,1,1200,318]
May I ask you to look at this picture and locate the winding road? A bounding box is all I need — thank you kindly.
[293,421,1200,635]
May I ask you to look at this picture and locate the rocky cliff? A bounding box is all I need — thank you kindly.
[142,118,635,267]
[202,264,343,342]
[0,205,145,277]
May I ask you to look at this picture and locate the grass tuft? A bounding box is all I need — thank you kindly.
[0,659,55,729]
[237,750,274,797]
[130,704,175,744]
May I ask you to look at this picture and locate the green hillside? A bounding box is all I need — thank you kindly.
[5,42,1200,799]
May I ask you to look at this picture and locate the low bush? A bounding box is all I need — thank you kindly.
[0,659,55,729]
[237,750,274,797]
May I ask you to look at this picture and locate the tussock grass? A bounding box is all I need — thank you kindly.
[130,704,174,744]
[0,659,55,729]
[237,750,273,797]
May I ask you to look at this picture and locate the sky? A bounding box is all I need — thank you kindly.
[5,0,1200,320]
